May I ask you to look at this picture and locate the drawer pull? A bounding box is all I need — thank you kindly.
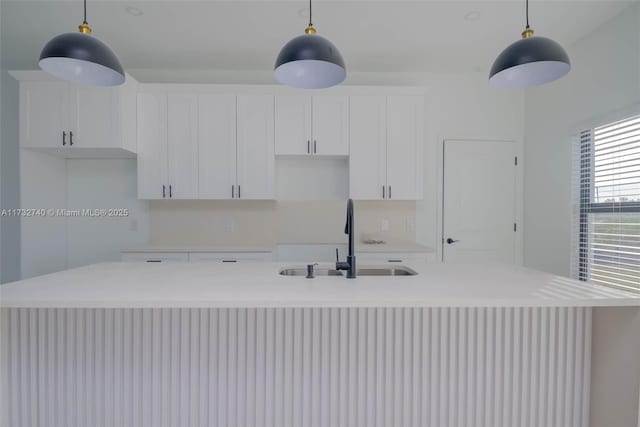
[146,260,162,263]
[387,259,403,263]
[222,260,237,263]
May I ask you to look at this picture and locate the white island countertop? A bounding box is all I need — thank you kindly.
[1,261,639,308]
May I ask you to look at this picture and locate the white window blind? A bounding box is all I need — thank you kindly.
[573,115,640,292]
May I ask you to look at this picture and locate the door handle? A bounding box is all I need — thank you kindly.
[62,131,67,146]
[69,131,74,146]
[446,238,459,244]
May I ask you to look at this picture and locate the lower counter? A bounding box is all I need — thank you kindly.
[2,306,596,427]
[1,262,639,426]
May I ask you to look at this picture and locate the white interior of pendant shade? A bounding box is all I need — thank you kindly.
[39,57,125,86]
[489,60,570,89]
[274,59,346,89]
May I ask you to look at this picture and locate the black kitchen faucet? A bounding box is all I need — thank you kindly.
[336,198,356,278]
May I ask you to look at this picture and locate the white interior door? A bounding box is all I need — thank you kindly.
[136,92,168,199]
[312,95,349,155]
[443,139,517,263]
[349,95,387,200]
[167,93,199,199]
[275,95,312,155]
[198,94,237,199]
[236,95,275,199]
[70,85,116,148]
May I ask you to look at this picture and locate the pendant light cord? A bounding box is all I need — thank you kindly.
[525,0,529,28]
[308,0,312,27]
[83,0,88,24]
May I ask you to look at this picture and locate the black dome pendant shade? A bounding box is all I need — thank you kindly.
[39,0,124,86]
[274,0,346,89]
[489,0,570,89]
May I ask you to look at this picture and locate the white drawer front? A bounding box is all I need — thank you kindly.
[121,252,189,262]
[188,252,273,262]
[356,252,435,264]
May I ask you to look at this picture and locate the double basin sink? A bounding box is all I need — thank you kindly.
[279,265,417,277]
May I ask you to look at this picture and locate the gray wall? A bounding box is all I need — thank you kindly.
[0,71,20,284]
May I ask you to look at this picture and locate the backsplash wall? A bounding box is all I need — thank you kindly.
[149,200,417,246]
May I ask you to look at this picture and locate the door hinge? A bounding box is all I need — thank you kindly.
[515,156,518,166]
[514,223,517,232]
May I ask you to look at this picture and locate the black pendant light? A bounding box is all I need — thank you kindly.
[274,0,346,89]
[39,0,125,86]
[489,0,570,89]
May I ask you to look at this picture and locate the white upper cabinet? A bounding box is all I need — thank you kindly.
[70,85,117,149]
[137,92,168,199]
[236,95,275,199]
[275,95,311,155]
[137,92,200,199]
[167,94,199,199]
[275,94,348,156]
[349,95,424,200]
[312,95,349,156]
[349,96,387,200]
[137,91,275,200]
[17,73,137,156]
[198,94,237,199]
[20,81,69,149]
[386,95,424,200]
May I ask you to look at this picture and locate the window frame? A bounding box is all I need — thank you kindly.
[578,121,640,289]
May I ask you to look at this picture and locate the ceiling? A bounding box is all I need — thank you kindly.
[1,0,636,73]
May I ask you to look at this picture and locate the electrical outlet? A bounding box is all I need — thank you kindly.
[224,217,235,233]
[381,219,389,232]
[405,218,415,232]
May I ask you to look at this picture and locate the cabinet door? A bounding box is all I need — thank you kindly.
[236,95,275,199]
[19,81,69,148]
[312,95,349,155]
[198,94,237,199]
[275,95,312,155]
[137,92,168,199]
[349,96,387,199]
[386,96,424,200]
[69,85,117,148]
[167,94,199,199]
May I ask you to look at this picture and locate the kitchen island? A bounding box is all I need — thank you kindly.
[1,262,639,427]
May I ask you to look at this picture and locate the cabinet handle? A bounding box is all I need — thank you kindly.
[62,131,67,146]
[232,185,235,199]
[314,140,317,154]
[169,185,172,198]
[307,140,310,154]
[388,186,391,199]
[162,185,166,198]
[238,185,241,199]
[382,186,385,199]
[69,131,74,146]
